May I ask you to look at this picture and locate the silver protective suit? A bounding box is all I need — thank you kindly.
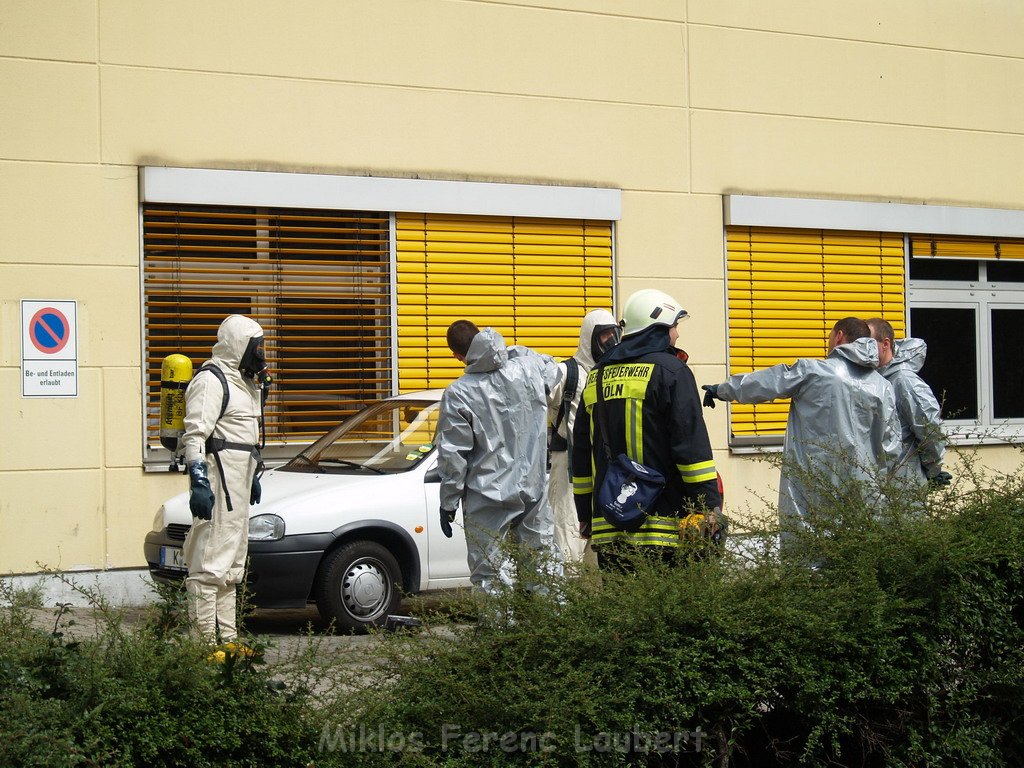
[181,315,263,641]
[879,337,945,488]
[547,309,615,565]
[716,338,901,535]
[437,328,562,596]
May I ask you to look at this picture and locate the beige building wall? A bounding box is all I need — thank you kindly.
[2,0,1022,573]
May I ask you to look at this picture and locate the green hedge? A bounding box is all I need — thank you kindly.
[324,466,1024,767]
[3,463,1024,767]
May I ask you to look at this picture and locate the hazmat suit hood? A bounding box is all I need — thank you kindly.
[884,337,927,376]
[463,327,508,374]
[828,336,879,369]
[878,337,944,487]
[210,315,265,383]
[575,309,619,370]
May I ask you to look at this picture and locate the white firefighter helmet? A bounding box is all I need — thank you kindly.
[620,289,688,337]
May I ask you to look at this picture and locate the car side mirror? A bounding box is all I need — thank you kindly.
[423,467,441,484]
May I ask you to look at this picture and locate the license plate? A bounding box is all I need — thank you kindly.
[159,546,187,572]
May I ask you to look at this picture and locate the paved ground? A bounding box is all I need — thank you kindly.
[26,592,471,665]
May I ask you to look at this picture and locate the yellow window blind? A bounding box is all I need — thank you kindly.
[726,227,905,438]
[911,234,1024,260]
[143,204,391,446]
[395,214,614,391]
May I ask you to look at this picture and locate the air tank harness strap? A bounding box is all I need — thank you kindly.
[204,437,264,512]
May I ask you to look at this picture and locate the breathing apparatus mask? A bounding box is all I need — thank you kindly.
[240,336,272,390]
[591,323,622,362]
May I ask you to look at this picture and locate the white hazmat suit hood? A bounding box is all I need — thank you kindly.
[548,309,617,563]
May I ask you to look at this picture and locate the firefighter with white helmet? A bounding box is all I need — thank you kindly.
[571,289,722,568]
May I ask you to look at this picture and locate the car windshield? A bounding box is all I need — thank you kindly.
[281,398,440,475]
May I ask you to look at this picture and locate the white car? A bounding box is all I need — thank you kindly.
[144,390,472,632]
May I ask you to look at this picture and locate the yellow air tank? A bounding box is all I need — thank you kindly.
[159,354,193,453]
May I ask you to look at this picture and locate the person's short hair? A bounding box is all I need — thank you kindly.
[866,317,895,345]
[832,316,870,341]
[446,320,480,356]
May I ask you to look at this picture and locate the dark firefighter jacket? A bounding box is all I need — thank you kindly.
[571,335,721,548]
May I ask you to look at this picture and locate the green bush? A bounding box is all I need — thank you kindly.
[0,581,322,767]
[4,458,1024,767]
[318,461,1024,767]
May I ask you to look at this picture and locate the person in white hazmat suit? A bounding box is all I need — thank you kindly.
[181,315,269,642]
[546,309,620,565]
[866,318,951,491]
[702,317,901,545]
[436,320,562,597]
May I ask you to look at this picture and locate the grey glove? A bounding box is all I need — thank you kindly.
[929,471,953,489]
[188,461,215,521]
[439,507,457,538]
[701,384,722,409]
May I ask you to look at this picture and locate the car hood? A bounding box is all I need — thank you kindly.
[155,467,419,529]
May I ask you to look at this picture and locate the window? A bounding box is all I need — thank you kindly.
[143,204,391,450]
[140,168,621,465]
[725,226,905,443]
[725,196,1024,444]
[909,235,1024,431]
[395,214,614,391]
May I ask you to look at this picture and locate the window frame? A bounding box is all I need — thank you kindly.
[908,264,1024,440]
[140,168,621,471]
[725,195,1024,450]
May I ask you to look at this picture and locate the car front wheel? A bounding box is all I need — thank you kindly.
[315,540,403,633]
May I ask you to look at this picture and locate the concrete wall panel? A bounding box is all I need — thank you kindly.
[100,67,687,190]
[100,0,685,106]
[690,110,1024,210]
[689,0,1024,58]
[690,26,1024,134]
[0,0,97,62]
[0,59,98,162]
[617,192,725,281]
[0,469,104,573]
[0,162,138,267]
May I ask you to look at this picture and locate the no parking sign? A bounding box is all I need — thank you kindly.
[22,300,78,397]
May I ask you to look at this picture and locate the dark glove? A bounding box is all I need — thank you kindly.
[701,384,721,409]
[250,475,262,505]
[579,520,592,539]
[929,471,953,489]
[188,461,215,521]
[439,507,457,538]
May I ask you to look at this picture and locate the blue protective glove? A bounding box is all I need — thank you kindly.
[439,508,457,538]
[250,475,262,505]
[701,384,722,409]
[188,461,215,520]
[929,471,953,489]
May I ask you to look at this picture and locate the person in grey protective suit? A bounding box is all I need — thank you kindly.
[867,318,951,491]
[181,315,270,642]
[702,317,901,545]
[436,320,562,597]
[547,309,620,566]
